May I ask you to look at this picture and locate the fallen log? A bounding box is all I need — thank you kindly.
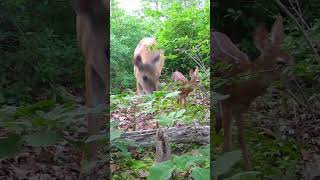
[120,126,210,147]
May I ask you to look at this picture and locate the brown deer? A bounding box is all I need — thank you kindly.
[172,67,200,106]
[133,38,164,95]
[134,38,165,95]
[212,16,294,170]
[73,0,108,178]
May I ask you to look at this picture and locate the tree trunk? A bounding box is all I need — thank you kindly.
[120,126,210,147]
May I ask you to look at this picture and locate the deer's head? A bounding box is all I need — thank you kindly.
[254,16,294,73]
[189,67,200,84]
[134,53,162,94]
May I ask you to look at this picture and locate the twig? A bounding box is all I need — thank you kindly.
[274,0,320,59]
[293,78,309,105]
[284,89,320,116]
[285,89,306,107]
[223,65,282,80]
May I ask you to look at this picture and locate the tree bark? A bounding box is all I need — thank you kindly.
[155,128,172,163]
[120,126,210,147]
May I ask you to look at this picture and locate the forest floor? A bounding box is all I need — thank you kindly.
[0,109,109,179]
[110,80,210,179]
[250,89,320,179]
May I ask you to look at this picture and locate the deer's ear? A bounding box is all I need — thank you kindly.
[271,16,285,46]
[194,67,199,77]
[189,69,194,78]
[134,55,143,69]
[254,24,270,52]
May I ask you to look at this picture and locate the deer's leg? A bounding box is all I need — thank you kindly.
[234,111,252,170]
[85,64,106,158]
[222,101,232,152]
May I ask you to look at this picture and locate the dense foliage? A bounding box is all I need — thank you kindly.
[0,1,81,105]
[111,0,209,94]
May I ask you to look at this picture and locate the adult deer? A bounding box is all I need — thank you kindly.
[134,38,165,95]
[212,16,294,170]
[73,0,108,178]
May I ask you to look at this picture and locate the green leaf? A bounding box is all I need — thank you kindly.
[110,129,122,141]
[214,150,242,176]
[155,115,175,127]
[191,167,210,180]
[140,107,157,114]
[147,161,175,180]
[164,91,180,98]
[110,120,120,129]
[25,131,61,147]
[175,109,186,118]
[0,134,22,158]
[174,155,201,170]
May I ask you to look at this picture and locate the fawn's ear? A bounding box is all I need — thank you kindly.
[189,67,199,80]
[254,24,270,53]
[189,69,194,78]
[194,67,199,77]
[271,16,285,47]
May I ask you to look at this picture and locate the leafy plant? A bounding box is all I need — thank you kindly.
[0,101,107,158]
[148,145,210,180]
[212,150,261,180]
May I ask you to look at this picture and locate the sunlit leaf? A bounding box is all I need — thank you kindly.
[191,167,210,180]
[147,161,174,180]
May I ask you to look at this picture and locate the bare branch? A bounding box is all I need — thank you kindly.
[274,0,320,59]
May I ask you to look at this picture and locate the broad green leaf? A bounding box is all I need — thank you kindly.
[25,131,61,147]
[191,167,210,180]
[164,91,180,98]
[140,107,157,114]
[199,145,210,157]
[110,120,120,129]
[110,130,122,141]
[155,115,175,127]
[215,150,242,176]
[168,112,176,118]
[175,109,186,118]
[147,161,175,180]
[112,139,141,156]
[174,155,201,170]
[0,134,21,158]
